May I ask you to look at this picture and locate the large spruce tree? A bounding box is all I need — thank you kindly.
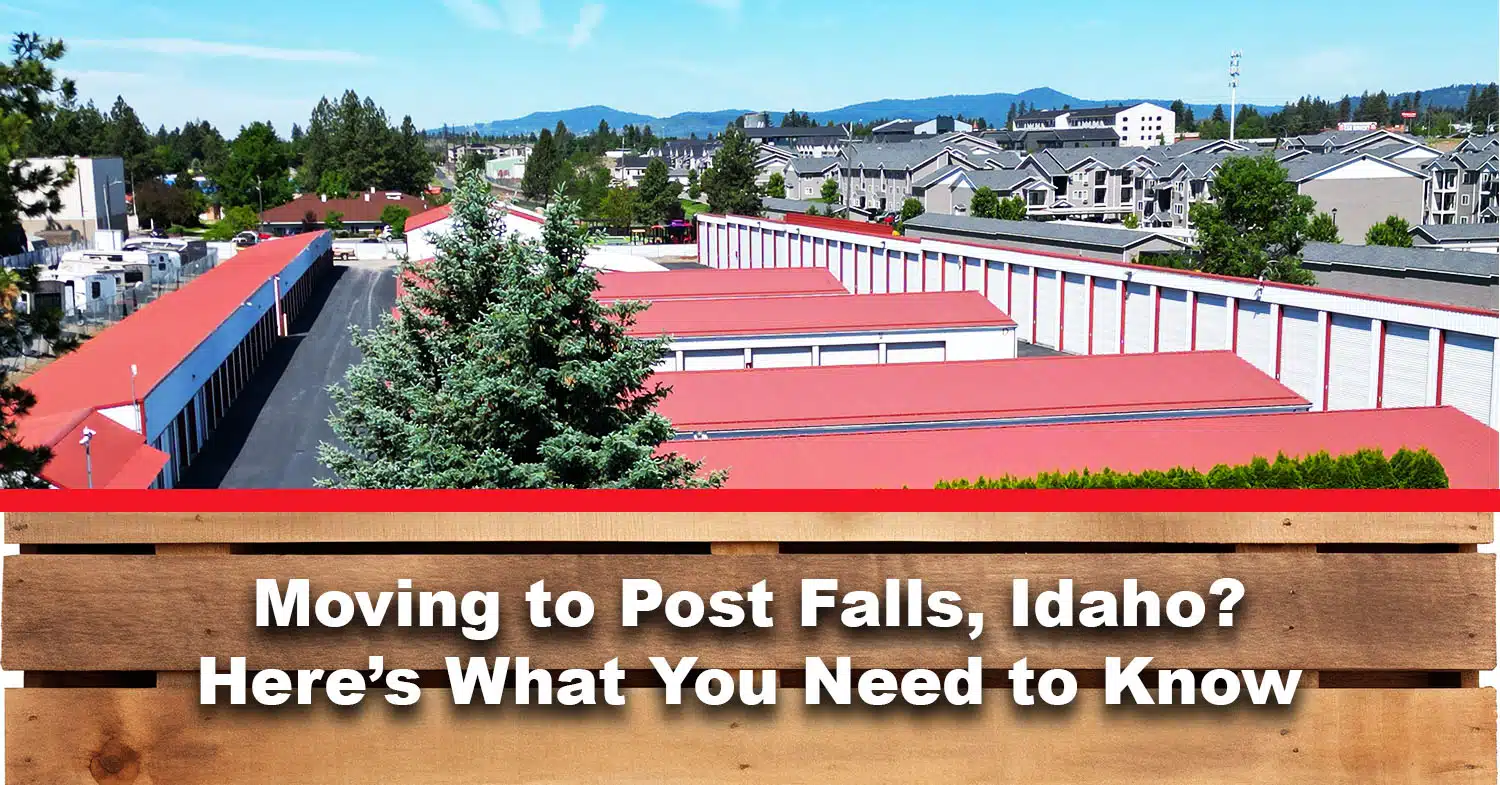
[319,168,723,489]
[703,127,762,216]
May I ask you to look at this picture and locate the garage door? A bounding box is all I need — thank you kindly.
[1278,307,1321,405]
[1034,270,1060,348]
[1236,301,1274,374]
[870,249,889,294]
[965,258,984,293]
[924,252,943,292]
[838,242,856,285]
[820,343,880,366]
[653,352,678,373]
[751,346,813,369]
[799,235,813,268]
[1157,288,1190,352]
[1009,265,1033,338]
[886,341,946,364]
[683,349,746,371]
[1062,273,1088,354]
[1381,323,1430,409]
[986,262,1007,311]
[943,254,963,291]
[1123,283,1153,354]
[1325,315,1373,410]
[903,252,923,293]
[1442,332,1495,425]
[1195,294,1230,351]
[771,231,787,267]
[1091,279,1120,355]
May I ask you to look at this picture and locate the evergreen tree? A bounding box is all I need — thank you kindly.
[995,195,1027,221]
[762,171,786,198]
[703,127,761,216]
[319,169,724,488]
[686,167,701,200]
[212,121,292,210]
[105,95,155,187]
[820,177,839,204]
[520,128,560,202]
[635,157,682,224]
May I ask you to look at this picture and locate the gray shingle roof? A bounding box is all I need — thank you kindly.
[761,197,845,215]
[842,137,963,171]
[1302,241,1498,279]
[1410,223,1500,243]
[1280,153,1422,182]
[744,126,851,140]
[903,213,1190,252]
[790,157,840,176]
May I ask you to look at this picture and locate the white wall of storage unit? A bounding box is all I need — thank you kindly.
[651,326,1017,373]
[698,213,1500,427]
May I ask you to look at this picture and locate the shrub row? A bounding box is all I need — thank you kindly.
[935,448,1449,489]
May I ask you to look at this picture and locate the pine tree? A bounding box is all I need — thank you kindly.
[319,169,724,489]
[635,157,682,224]
[521,128,560,202]
[703,127,761,216]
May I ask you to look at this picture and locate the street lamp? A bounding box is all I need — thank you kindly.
[102,178,124,234]
[79,426,97,489]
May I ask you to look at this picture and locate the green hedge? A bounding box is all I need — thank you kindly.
[936,448,1448,489]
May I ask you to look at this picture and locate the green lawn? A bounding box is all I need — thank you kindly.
[681,200,709,219]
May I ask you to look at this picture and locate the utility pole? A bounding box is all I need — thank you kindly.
[79,427,96,489]
[1229,51,1242,142]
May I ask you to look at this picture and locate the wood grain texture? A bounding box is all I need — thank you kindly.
[7,688,1493,785]
[5,511,1490,544]
[6,553,1491,671]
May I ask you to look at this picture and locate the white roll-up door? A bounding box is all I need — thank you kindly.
[986,262,1007,311]
[1009,265,1033,340]
[1441,332,1495,424]
[1061,273,1088,354]
[840,242,857,284]
[1278,307,1321,405]
[1381,323,1430,409]
[751,346,813,369]
[1326,315,1374,411]
[924,252,943,292]
[748,227,762,268]
[904,252,923,293]
[871,250,889,293]
[1195,294,1229,350]
[943,254,962,291]
[800,236,813,268]
[886,341,946,363]
[1091,279,1120,355]
[1236,301,1274,374]
[772,231,787,267]
[653,353,678,373]
[683,349,746,371]
[964,258,984,293]
[819,343,880,366]
[1157,288,1190,352]
[1123,283,1153,354]
[1034,270,1060,348]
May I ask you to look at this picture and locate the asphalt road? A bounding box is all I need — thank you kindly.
[182,260,396,489]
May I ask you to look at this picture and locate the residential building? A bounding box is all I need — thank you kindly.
[761,197,848,219]
[1410,223,1500,252]
[658,139,721,171]
[916,146,1157,222]
[754,145,797,191]
[15,157,128,247]
[785,158,841,201]
[902,212,1191,262]
[743,125,853,158]
[1282,129,1422,155]
[1456,134,1498,154]
[982,127,1122,152]
[1299,241,1498,311]
[838,134,1003,214]
[1284,154,1427,243]
[1423,149,1498,225]
[1012,103,1175,148]
[484,156,526,180]
[740,111,771,129]
[258,190,430,236]
[870,116,975,143]
[610,155,655,187]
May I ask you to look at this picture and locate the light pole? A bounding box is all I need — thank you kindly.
[79,427,96,489]
[102,178,124,234]
[1228,51,1242,142]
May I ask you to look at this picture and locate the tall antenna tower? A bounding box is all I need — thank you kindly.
[1229,51,1242,141]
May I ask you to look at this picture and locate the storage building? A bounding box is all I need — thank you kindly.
[595,268,847,303]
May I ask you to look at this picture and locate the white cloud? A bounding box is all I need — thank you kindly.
[569,4,606,49]
[75,38,370,64]
[502,0,544,35]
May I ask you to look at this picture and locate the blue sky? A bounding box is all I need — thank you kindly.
[11,0,1499,134]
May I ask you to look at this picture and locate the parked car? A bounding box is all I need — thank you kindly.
[233,231,259,247]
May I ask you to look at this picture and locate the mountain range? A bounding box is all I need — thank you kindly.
[437,84,1490,139]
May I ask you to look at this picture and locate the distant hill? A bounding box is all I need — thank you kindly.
[437,84,1490,139]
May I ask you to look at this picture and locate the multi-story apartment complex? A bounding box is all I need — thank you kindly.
[657,139,721,171]
[836,134,1004,214]
[1012,102,1175,148]
[743,125,853,158]
[1423,149,1497,225]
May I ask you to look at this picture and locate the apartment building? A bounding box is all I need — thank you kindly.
[1410,223,1500,252]
[837,134,1003,214]
[16,157,129,247]
[1012,102,1175,148]
[1282,129,1422,155]
[1423,149,1498,225]
[743,125,853,158]
[916,147,1157,222]
[785,158,840,200]
[658,139,721,171]
[870,116,974,143]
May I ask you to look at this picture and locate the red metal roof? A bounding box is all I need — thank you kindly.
[595,268,847,302]
[626,291,1016,338]
[21,410,169,489]
[406,204,452,231]
[21,232,326,421]
[781,211,902,239]
[656,351,1308,433]
[675,406,1498,489]
[260,193,429,225]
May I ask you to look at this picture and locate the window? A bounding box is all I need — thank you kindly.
[1094,188,1106,204]
[1121,188,1133,202]
[90,281,101,299]
[1094,171,1106,185]
[1463,194,1471,206]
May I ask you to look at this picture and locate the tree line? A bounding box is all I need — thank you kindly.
[1171,84,1499,140]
